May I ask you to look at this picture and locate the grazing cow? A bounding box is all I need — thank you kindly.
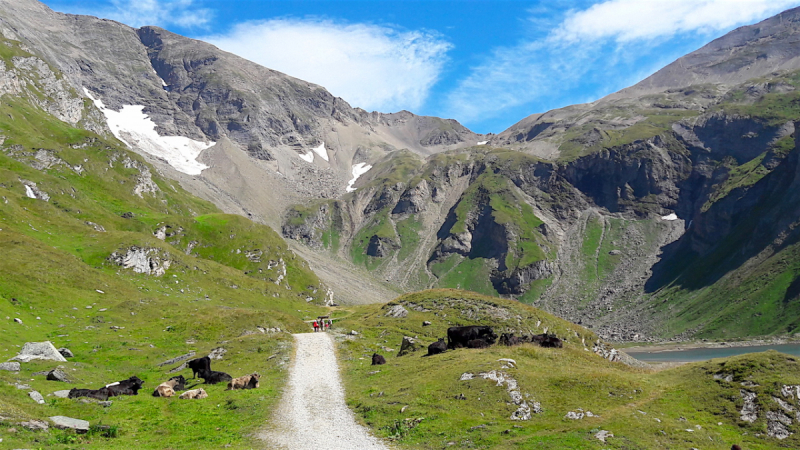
[187,356,211,379]
[467,338,489,349]
[228,373,260,390]
[198,369,232,384]
[447,326,498,349]
[530,333,563,348]
[68,387,111,401]
[153,376,187,397]
[179,388,208,399]
[371,353,386,365]
[427,338,447,356]
[499,333,521,346]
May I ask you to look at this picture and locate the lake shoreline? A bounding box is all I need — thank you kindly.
[622,336,800,354]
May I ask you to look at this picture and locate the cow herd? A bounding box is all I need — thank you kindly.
[67,355,261,402]
[371,325,564,365]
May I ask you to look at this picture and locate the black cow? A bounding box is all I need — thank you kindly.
[188,356,211,379]
[371,353,386,365]
[427,338,447,356]
[467,339,489,349]
[68,387,111,401]
[447,326,497,349]
[106,376,145,396]
[499,333,521,346]
[198,369,233,384]
[530,333,563,348]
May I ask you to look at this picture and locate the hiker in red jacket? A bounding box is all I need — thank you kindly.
[312,320,319,332]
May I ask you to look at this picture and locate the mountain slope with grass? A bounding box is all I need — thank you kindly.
[336,289,800,449]
[0,33,334,448]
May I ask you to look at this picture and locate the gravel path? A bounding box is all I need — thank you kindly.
[259,333,391,450]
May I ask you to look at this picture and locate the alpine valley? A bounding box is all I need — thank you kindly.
[4,0,800,449]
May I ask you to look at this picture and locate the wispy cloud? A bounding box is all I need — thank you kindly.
[79,0,212,29]
[445,0,800,128]
[555,0,799,42]
[202,20,452,113]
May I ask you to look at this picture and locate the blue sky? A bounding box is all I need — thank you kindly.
[42,0,800,134]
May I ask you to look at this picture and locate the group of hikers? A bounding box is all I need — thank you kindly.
[312,318,331,332]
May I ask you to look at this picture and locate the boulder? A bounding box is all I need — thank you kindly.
[29,390,45,404]
[423,321,432,326]
[47,368,70,382]
[12,341,67,362]
[0,362,20,371]
[397,336,421,356]
[384,304,408,318]
[98,401,112,407]
[58,348,74,358]
[49,416,89,433]
[53,390,71,398]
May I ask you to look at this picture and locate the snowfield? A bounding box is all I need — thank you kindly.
[661,213,679,221]
[84,88,213,175]
[346,163,372,192]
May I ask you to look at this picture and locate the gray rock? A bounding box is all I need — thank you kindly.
[384,304,408,318]
[595,430,613,442]
[20,419,48,431]
[157,351,196,367]
[422,321,432,326]
[47,368,70,382]
[397,336,421,356]
[12,341,67,362]
[53,390,71,398]
[0,362,20,371]
[208,347,227,360]
[29,391,45,404]
[98,401,112,407]
[740,389,759,423]
[57,348,73,358]
[13,317,22,324]
[49,416,89,432]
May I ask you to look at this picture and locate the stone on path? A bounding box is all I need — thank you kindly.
[0,362,20,371]
[12,341,67,362]
[50,416,89,432]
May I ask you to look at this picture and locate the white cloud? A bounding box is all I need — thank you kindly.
[554,0,800,42]
[446,0,800,127]
[84,0,212,29]
[202,19,451,112]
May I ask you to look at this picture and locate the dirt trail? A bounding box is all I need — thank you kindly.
[259,333,391,450]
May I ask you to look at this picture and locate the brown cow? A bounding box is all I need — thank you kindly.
[179,388,208,399]
[227,373,260,390]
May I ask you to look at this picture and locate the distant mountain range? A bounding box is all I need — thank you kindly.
[4,0,800,342]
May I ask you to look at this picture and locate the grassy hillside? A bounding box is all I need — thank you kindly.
[336,290,800,449]
[0,93,327,448]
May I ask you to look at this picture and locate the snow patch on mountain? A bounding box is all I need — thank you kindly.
[661,213,678,221]
[346,163,372,192]
[84,88,213,175]
[299,151,314,163]
[312,142,329,161]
